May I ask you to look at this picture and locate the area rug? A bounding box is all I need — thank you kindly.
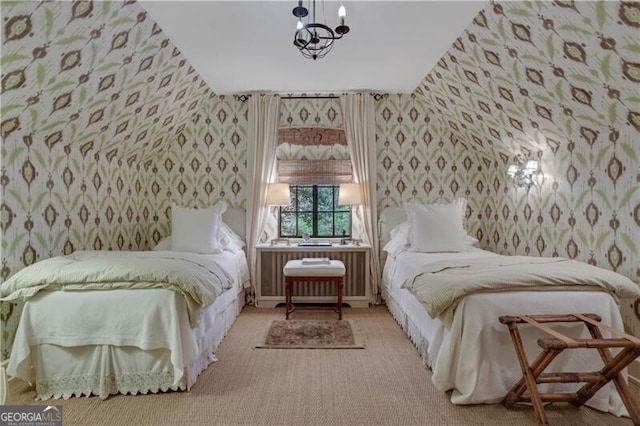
[256,319,365,349]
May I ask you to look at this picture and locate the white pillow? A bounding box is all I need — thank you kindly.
[170,203,226,254]
[383,218,477,257]
[405,200,467,253]
[219,222,245,253]
[383,222,411,257]
[465,235,479,247]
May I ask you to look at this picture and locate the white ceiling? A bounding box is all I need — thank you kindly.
[141,1,486,95]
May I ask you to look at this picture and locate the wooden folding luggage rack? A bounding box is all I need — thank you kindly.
[499,313,640,426]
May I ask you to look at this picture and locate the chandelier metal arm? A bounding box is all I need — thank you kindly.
[292,0,349,60]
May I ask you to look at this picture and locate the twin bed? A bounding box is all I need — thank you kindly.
[3,198,639,419]
[2,206,249,400]
[379,204,640,418]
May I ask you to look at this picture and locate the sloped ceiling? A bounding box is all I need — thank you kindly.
[414,1,640,158]
[140,0,486,94]
[0,0,213,163]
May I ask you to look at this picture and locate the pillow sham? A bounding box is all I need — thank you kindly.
[383,221,411,257]
[170,202,227,254]
[405,200,467,253]
[383,222,477,258]
[219,222,245,253]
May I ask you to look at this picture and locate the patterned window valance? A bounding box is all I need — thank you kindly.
[277,159,352,185]
[278,127,347,146]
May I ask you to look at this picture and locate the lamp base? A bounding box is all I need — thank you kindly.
[340,238,359,246]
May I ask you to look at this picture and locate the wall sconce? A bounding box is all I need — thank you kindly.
[338,183,362,245]
[507,155,539,188]
[266,183,291,246]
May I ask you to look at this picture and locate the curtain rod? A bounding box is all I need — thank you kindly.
[233,93,385,102]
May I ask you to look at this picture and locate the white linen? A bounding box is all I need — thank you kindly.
[341,93,380,303]
[170,202,226,253]
[246,94,280,301]
[405,200,467,252]
[1,250,235,328]
[382,249,629,417]
[7,250,248,400]
[402,255,639,325]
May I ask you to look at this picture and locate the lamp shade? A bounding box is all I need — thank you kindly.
[266,183,291,206]
[338,183,362,206]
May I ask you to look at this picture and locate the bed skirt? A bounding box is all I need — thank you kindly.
[382,285,629,418]
[10,288,245,400]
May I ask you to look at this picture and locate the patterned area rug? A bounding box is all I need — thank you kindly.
[256,320,365,349]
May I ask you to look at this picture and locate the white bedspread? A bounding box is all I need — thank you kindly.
[402,255,640,325]
[6,250,249,399]
[382,249,631,417]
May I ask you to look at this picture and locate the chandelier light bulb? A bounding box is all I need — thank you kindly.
[292,0,350,60]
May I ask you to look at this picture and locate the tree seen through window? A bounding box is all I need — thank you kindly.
[279,185,351,238]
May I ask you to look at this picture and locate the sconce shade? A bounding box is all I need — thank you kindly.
[266,183,291,206]
[338,183,362,206]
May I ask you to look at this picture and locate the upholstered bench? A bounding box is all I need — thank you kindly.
[283,259,346,320]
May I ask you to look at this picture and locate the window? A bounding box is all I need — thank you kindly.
[279,185,351,238]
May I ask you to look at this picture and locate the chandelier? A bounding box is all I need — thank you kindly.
[292,0,350,60]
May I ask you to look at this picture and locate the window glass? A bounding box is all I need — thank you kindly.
[279,185,352,238]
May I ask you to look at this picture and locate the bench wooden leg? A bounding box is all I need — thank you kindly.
[336,278,343,320]
[285,279,292,320]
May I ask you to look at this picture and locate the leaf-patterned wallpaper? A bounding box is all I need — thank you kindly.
[146,95,249,244]
[414,0,640,335]
[0,0,214,357]
[375,94,491,241]
[1,0,638,355]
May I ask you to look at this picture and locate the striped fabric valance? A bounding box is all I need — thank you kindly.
[277,160,353,185]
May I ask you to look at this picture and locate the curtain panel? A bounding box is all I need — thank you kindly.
[340,94,381,303]
[246,95,281,302]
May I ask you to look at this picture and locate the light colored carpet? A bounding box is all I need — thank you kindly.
[7,305,637,425]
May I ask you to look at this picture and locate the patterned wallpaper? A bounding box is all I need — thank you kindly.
[146,95,248,244]
[1,0,638,354]
[374,94,492,242]
[0,0,213,357]
[414,0,640,334]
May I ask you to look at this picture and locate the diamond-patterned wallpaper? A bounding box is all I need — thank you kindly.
[1,0,638,355]
[0,0,214,357]
[414,0,640,334]
[146,95,249,244]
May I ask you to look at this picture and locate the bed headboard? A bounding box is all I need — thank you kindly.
[222,208,246,239]
[378,206,406,246]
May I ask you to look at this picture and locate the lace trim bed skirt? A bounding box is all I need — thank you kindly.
[382,287,432,367]
[27,290,243,400]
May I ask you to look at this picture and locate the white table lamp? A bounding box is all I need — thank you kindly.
[266,183,291,206]
[338,183,362,245]
[266,183,291,246]
[338,183,362,206]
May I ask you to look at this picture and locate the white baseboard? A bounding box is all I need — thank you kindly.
[630,358,640,388]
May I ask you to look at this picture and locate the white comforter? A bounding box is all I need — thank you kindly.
[1,250,236,327]
[383,249,632,417]
[5,250,249,398]
[402,255,640,325]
